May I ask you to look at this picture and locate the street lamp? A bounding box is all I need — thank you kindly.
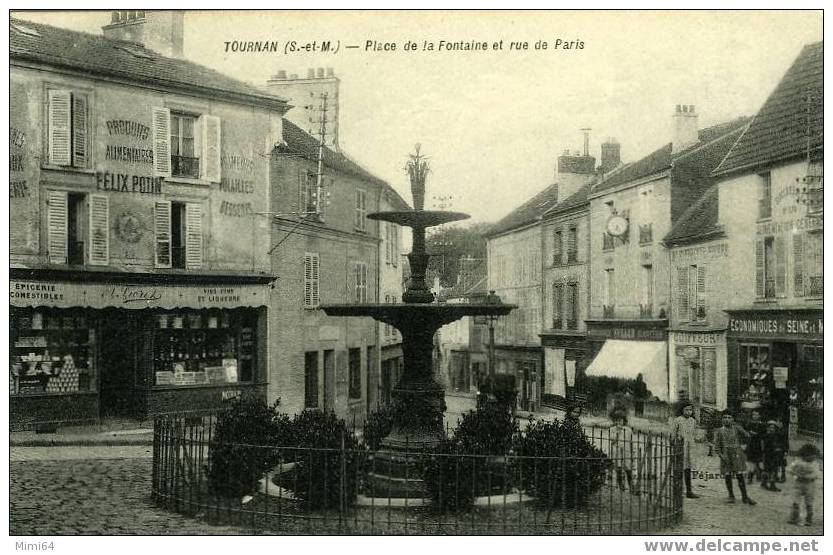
[484,289,503,379]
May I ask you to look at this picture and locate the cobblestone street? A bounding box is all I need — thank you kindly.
[10,447,246,535]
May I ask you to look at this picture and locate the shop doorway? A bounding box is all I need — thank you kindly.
[99,311,141,418]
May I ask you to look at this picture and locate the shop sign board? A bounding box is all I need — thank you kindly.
[727,310,823,339]
[10,280,268,309]
[587,321,666,341]
[672,331,723,345]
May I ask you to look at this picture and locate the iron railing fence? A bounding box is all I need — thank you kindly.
[152,412,683,535]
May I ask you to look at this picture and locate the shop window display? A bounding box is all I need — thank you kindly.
[10,308,95,395]
[152,310,256,386]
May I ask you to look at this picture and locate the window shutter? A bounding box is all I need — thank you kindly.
[185,203,203,269]
[71,93,88,168]
[774,236,786,297]
[48,90,72,166]
[361,263,368,302]
[677,266,689,321]
[151,107,171,177]
[696,266,706,318]
[553,229,562,263]
[47,190,68,264]
[88,194,109,266]
[392,225,398,267]
[755,238,765,298]
[200,115,221,182]
[312,253,320,307]
[794,234,805,297]
[304,253,313,307]
[154,200,172,268]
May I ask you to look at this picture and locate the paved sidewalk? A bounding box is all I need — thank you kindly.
[11,418,153,447]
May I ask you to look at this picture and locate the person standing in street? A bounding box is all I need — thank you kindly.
[609,408,638,495]
[787,443,821,526]
[714,411,756,505]
[745,409,765,483]
[671,402,699,499]
[761,420,784,491]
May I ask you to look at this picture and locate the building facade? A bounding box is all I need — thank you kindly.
[711,42,823,435]
[585,108,749,402]
[9,14,287,429]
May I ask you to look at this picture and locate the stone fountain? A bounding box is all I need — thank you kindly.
[322,146,514,497]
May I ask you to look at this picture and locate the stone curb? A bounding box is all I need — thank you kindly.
[11,432,154,447]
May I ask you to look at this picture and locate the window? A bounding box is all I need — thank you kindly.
[738,344,771,394]
[299,171,319,215]
[47,89,89,168]
[794,232,823,297]
[604,269,615,316]
[566,283,578,329]
[677,265,705,321]
[151,107,221,182]
[602,232,615,251]
[567,225,578,263]
[639,224,653,245]
[553,228,563,264]
[348,348,361,399]
[354,262,368,303]
[758,172,772,220]
[641,264,653,318]
[755,236,785,299]
[386,224,399,267]
[355,189,367,230]
[552,283,563,329]
[154,200,203,269]
[304,351,319,408]
[47,191,109,266]
[304,253,320,308]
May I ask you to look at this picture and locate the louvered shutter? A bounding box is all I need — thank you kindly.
[696,266,706,319]
[552,283,562,326]
[200,115,221,182]
[151,107,171,177]
[755,239,765,298]
[304,253,313,307]
[392,225,398,267]
[677,266,689,321]
[88,194,109,266]
[311,253,320,307]
[553,229,562,264]
[48,90,71,166]
[298,169,306,213]
[72,94,88,168]
[47,190,68,264]
[154,200,172,268]
[185,203,203,269]
[774,236,786,297]
[793,234,805,297]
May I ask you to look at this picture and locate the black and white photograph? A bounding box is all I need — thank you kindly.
[6,7,824,544]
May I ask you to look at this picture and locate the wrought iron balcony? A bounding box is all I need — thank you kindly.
[567,250,578,263]
[764,278,776,299]
[552,318,563,330]
[68,240,84,265]
[602,305,615,318]
[172,246,186,269]
[639,304,653,319]
[809,275,823,297]
[172,155,200,178]
[566,319,578,330]
[552,251,562,265]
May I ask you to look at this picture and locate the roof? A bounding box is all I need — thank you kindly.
[10,17,288,111]
[592,117,751,195]
[663,184,722,245]
[543,180,593,218]
[714,42,823,176]
[440,259,487,301]
[485,182,562,237]
[279,119,410,208]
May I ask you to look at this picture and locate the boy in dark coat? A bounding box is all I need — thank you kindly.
[761,420,784,491]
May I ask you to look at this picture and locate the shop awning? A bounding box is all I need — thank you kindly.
[10,279,269,310]
[585,340,668,401]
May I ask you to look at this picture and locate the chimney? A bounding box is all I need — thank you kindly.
[307,68,316,79]
[600,137,621,173]
[581,128,591,157]
[276,70,287,79]
[317,67,325,78]
[102,10,184,58]
[672,104,699,153]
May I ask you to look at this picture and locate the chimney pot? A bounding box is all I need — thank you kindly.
[317,68,325,78]
[307,68,315,79]
[672,102,699,153]
[277,70,287,79]
[676,104,682,113]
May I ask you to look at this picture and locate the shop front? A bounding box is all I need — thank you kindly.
[726,308,823,436]
[540,331,588,406]
[669,329,728,411]
[10,273,270,430]
[493,346,542,412]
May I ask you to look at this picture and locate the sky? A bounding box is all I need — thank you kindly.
[13,10,823,224]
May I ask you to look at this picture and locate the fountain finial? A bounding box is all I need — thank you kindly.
[406,144,429,211]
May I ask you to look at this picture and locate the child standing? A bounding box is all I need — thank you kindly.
[761,420,784,491]
[671,402,699,499]
[745,409,765,482]
[787,443,821,526]
[714,411,756,505]
[609,408,638,495]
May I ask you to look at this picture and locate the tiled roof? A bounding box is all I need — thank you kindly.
[592,117,750,195]
[543,180,593,218]
[485,182,562,237]
[714,42,823,176]
[440,260,487,301]
[279,119,410,208]
[10,17,287,110]
[663,184,722,245]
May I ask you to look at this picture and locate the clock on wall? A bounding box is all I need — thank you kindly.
[606,214,629,237]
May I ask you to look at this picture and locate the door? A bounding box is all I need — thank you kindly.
[98,310,141,418]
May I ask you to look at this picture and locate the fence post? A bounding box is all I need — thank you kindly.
[339,429,347,527]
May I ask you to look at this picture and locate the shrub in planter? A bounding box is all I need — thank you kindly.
[514,418,609,509]
[207,397,292,498]
[424,403,518,512]
[287,410,360,511]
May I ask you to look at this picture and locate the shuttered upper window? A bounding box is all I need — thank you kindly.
[47,191,108,266]
[355,189,367,231]
[677,265,706,322]
[47,89,89,168]
[304,252,320,308]
[755,236,785,299]
[154,200,203,269]
[152,107,221,182]
[355,261,368,303]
